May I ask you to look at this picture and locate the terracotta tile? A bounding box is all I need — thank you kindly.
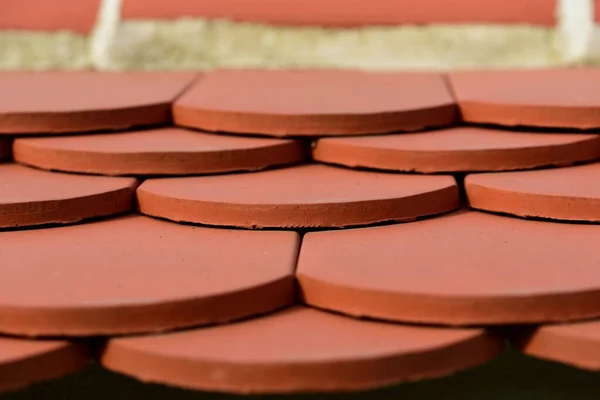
[13,128,307,176]
[0,164,136,229]
[0,215,298,336]
[0,138,10,160]
[0,0,101,33]
[0,337,89,393]
[516,320,600,370]
[0,72,197,135]
[313,127,600,173]
[101,307,503,394]
[296,210,600,325]
[137,164,459,229]
[122,0,556,26]
[466,162,600,222]
[449,69,600,130]
[173,70,457,137]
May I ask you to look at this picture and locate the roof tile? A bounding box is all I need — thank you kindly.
[0,163,137,229]
[101,306,503,394]
[466,162,600,222]
[297,210,600,325]
[174,70,457,137]
[13,128,307,176]
[0,0,101,33]
[313,127,600,173]
[0,72,197,134]
[0,337,89,393]
[122,0,557,26]
[449,69,600,129]
[0,215,298,336]
[516,320,600,370]
[1,67,600,393]
[137,164,459,229]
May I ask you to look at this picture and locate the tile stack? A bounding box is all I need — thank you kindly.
[0,68,600,395]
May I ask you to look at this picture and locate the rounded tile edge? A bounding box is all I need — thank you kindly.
[173,104,459,138]
[0,339,89,394]
[465,173,600,223]
[514,322,600,371]
[136,176,460,229]
[12,136,309,176]
[100,310,503,394]
[312,132,600,173]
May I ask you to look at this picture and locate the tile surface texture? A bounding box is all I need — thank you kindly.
[101,307,503,394]
[466,162,600,222]
[2,67,600,396]
[0,337,89,393]
[313,127,600,173]
[297,211,600,325]
[122,0,557,25]
[449,69,600,129]
[13,128,307,176]
[174,70,457,136]
[0,72,197,134]
[0,163,137,229]
[0,0,101,33]
[516,320,600,370]
[0,215,299,336]
[137,164,459,229]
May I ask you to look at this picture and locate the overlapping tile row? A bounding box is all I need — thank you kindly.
[1,68,600,395]
[5,0,600,70]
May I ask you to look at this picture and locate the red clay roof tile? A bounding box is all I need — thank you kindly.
[0,0,101,33]
[0,337,89,393]
[0,215,298,336]
[122,0,557,26]
[0,163,136,229]
[101,306,503,394]
[313,127,600,173]
[449,69,600,130]
[12,128,307,176]
[137,164,459,229]
[0,72,197,135]
[466,162,600,222]
[2,67,600,393]
[516,321,600,370]
[297,210,600,325]
[174,70,457,137]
